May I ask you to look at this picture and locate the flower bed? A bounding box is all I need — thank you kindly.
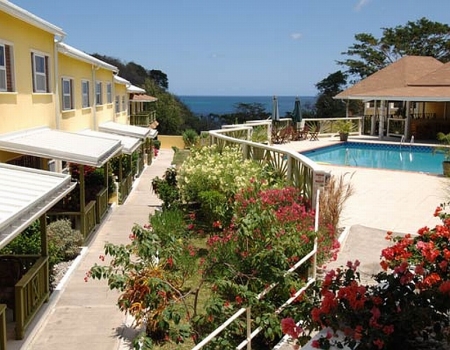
[282,203,450,350]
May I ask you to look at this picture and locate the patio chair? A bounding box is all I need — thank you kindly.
[297,125,310,140]
[309,125,320,141]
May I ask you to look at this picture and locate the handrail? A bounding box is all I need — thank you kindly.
[208,126,328,209]
[192,241,318,350]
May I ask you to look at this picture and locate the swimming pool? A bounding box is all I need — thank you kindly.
[302,142,444,174]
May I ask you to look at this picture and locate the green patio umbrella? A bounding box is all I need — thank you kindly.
[292,97,302,123]
[272,96,280,121]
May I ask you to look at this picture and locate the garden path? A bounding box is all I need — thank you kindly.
[8,149,173,350]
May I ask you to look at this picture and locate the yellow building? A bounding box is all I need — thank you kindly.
[57,42,120,131]
[0,0,65,137]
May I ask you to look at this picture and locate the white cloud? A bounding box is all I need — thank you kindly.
[290,33,302,40]
[354,0,370,11]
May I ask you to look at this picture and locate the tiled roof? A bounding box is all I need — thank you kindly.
[335,56,446,100]
[130,94,158,102]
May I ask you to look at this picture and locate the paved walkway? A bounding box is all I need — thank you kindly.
[9,149,173,350]
[8,136,450,349]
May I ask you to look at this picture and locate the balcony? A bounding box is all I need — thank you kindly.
[130,111,156,127]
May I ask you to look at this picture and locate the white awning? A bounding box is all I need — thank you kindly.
[77,129,142,155]
[0,127,122,167]
[99,121,157,139]
[0,163,76,249]
[127,84,146,93]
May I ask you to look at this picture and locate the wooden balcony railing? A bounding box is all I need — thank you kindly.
[130,112,156,127]
[15,256,48,340]
[119,172,133,205]
[95,187,109,224]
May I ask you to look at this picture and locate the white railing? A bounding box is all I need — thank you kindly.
[208,125,329,209]
[303,117,363,137]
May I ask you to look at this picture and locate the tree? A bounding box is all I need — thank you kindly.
[338,18,450,81]
[220,102,270,125]
[149,69,168,90]
[315,71,348,118]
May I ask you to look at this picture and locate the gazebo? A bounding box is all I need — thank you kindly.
[335,56,450,140]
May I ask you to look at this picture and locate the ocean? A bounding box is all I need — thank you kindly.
[178,95,317,116]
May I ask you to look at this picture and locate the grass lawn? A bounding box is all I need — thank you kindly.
[172,148,190,168]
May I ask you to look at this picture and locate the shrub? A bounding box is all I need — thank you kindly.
[152,139,161,150]
[151,166,180,209]
[182,129,199,148]
[319,172,354,232]
[88,209,195,347]
[47,219,83,265]
[0,220,41,255]
[283,204,450,350]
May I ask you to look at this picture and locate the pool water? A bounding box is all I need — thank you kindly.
[302,142,444,174]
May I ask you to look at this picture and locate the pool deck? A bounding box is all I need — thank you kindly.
[274,134,449,350]
[274,135,447,235]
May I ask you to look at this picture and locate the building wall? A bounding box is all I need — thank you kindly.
[114,82,129,124]
[0,11,57,133]
[58,53,94,131]
[94,68,115,127]
[157,135,185,149]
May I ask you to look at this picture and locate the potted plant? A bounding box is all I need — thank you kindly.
[335,119,353,141]
[436,132,450,176]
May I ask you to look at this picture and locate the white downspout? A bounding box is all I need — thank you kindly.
[92,65,99,130]
[54,35,65,130]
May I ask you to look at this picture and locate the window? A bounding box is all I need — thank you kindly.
[115,95,120,113]
[0,43,14,92]
[61,78,73,110]
[32,52,49,93]
[106,82,112,104]
[122,95,126,112]
[81,80,90,108]
[95,81,102,105]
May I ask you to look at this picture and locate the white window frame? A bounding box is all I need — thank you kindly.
[31,51,49,93]
[95,81,102,105]
[122,95,126,112]
[81,80,90,108]
[0,42,15,92]
[0,44,7,91]
[106,82,112,104]
[61,77,73,110]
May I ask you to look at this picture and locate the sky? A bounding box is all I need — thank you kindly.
[10,0,450,96]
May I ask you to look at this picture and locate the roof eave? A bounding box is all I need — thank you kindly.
[57,43,118,73]
[0,1,66,37]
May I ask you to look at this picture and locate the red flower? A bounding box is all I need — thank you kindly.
[281,317,302,339]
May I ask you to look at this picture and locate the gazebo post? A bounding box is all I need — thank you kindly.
[378,100,385,139]
[405,101,411,140]
[371,100,377,136]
